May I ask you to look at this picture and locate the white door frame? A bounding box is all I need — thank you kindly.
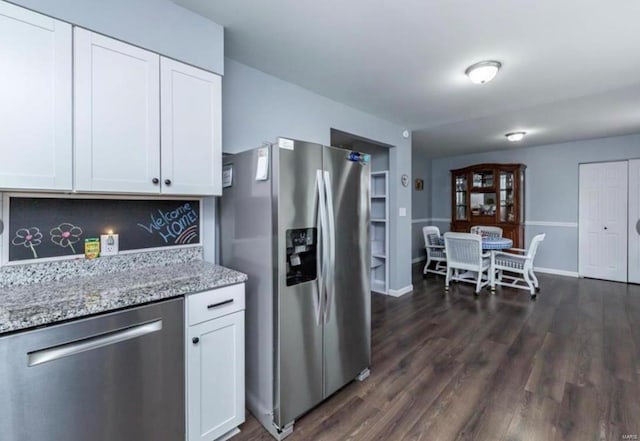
[629,159,640,284]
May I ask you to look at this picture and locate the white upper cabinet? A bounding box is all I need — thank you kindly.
[0,2,72,191]
[161,58,222,195]
[2,2,222,196]
[74,28,161,193]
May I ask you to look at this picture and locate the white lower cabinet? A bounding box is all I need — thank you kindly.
[186,284,245,441]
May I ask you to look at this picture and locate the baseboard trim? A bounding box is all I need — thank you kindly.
[534,266,579,278]
[413,258,577,278]
[388,284,413,297]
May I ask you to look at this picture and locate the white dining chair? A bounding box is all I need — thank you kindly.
[470,225,503,238]
[491,233,546,297]
[422,226,446,276]
[443,232,491,294]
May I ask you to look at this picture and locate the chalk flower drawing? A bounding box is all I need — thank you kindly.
[50,223,83,254]
[12,227,43,259]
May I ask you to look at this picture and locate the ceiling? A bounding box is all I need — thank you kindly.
[173,0,640,157]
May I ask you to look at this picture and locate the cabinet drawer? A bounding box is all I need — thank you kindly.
[187,284,244,326]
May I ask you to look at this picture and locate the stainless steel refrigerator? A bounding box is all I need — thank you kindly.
[220,138,371,440]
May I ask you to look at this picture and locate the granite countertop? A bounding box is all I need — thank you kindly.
[0,261,247,335]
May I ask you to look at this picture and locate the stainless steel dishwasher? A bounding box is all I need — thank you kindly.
[0,297,184,441]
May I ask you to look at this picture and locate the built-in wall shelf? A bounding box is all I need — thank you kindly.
[370,171,389,295]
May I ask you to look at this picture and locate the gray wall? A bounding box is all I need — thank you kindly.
[9,0,224,74]
[222,58,413,291]
[351,141,389,173]
[429,133,640,273]
[411,149,432,261]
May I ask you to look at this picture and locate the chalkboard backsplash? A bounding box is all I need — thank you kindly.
[8,197,201,262]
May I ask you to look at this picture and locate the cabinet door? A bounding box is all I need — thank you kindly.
[0,2,72,191]
[187,311,245,441]
[74,28,160,193]
[452,173,468,221]
[161,58,221,195]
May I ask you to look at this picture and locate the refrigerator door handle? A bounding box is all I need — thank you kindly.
[316,170,329,326]
[323,170,336,324]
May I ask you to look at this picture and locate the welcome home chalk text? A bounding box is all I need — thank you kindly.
[137,203,198,244]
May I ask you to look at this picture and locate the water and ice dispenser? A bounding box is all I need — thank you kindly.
[286,228,317,286]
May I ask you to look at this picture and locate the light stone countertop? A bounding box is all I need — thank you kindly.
[0,261,247,335]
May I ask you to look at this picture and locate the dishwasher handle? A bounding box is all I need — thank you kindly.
[27,320,163,367]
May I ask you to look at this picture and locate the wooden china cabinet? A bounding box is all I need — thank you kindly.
[450,163,526,248]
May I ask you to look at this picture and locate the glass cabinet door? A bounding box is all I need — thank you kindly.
[471,170,494,188]
[454,174,467,220]
[499,171,515,222]
[470,192,497,217]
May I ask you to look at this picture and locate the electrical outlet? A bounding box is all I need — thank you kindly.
[399,207,407,217]
[100,234,119,256]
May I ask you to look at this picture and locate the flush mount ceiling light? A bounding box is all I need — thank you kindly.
[465,60,502,84]
[505,131,527,142]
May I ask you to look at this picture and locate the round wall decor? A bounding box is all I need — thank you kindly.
[401,174,409,187]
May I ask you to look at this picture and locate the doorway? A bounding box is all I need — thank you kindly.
[331,129,391,294]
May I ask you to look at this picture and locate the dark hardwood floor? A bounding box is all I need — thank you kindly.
[235,264,640,441]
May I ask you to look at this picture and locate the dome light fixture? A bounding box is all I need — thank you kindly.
[505,131,526,142]
[465,60,502,84]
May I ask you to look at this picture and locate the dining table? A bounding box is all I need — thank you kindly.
[437,235,513,250]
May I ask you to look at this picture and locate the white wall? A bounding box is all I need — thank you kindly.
[8,0,224,74]
[428,133,640,274]
[222,59,413,291]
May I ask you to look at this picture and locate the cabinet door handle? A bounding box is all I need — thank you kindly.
[207,299,234,309]
[192,337,200,344]
[152,177,159,184]
[636,219,640,235]
[164,179,172,186]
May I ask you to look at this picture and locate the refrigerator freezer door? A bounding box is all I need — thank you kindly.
[322,146,371,398]
[274,141,324,427]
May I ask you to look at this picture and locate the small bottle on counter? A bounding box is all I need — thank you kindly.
[84,238,100,259]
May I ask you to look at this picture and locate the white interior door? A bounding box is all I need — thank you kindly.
[579,161,628,282]
[629,159,640,284]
